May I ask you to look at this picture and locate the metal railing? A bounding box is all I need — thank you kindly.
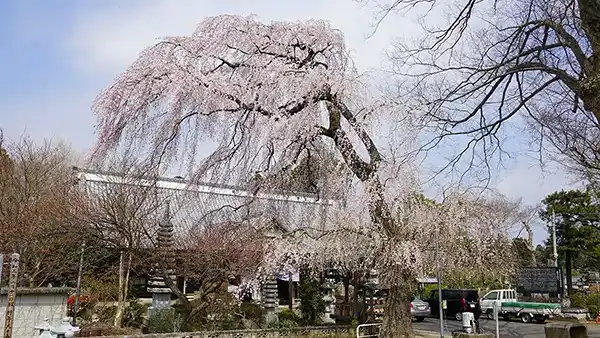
[356,323,381,338]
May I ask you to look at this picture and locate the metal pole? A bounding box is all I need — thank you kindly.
[494,302,499,338]
[551,210,563,297]
[4,253,20,338]
[435,227,444,338]
[552,210,558,268]
[72,242,86,326]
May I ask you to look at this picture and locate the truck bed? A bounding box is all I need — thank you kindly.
[501,301,562,315]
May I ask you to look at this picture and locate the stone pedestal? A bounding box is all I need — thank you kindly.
[147,275,176,317]
[544,322,588,338]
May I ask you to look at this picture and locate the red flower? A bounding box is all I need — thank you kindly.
[67,295,90,306]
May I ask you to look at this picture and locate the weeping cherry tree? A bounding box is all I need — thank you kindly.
[91,14,513,337]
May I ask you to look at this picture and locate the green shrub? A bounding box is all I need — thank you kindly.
[96,305,117,323]
[421,284,438,300]
[267,318,299,329]
[278,319,299,329]
[178,291,249,332]
[240,302,265,326]
[298,272,327,325]
[147,308,176,333]
[589,305,599,319]
[278,308,300,323]
[123,299,147,328]
[570,292,600,319]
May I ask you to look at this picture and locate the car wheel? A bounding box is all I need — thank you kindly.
[520,313,533,323]
[486,310,494,320]
[455,312,463,321]
[415,317,425,322]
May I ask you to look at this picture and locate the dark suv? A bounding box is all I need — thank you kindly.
[426,289,479,321]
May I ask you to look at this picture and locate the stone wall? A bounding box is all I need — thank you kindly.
[87,326,438,338]
[0,287,72,338]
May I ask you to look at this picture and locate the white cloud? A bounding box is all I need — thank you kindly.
[495,162,580,206]
[63,0,417,77]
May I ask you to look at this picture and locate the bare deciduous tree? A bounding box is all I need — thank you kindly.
[0,136,85,287]
[376,0,600,181]
[471,193,540,265]
[517,205,540,265]
[79,165,162,328]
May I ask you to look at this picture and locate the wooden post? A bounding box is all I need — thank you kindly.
[73,242,86,326]
[4,253,20,338]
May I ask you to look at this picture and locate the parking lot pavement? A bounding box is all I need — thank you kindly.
[413,318,600,337]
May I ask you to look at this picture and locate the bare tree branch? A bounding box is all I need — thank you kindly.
[379,0,600,182]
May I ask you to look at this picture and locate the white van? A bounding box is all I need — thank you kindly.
[480,289,518,319]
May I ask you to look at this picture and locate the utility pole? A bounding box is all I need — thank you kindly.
[72,242,86,327]
[4,253,20,338]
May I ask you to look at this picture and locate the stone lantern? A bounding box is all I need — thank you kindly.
[34,319,53,338]
[36,317,80,338]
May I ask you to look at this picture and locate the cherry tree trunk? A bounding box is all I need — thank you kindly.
[380,271,416,338]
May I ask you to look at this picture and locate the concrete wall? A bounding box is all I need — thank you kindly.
[0,288,72,338]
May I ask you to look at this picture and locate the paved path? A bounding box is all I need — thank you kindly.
[413,318,600,337]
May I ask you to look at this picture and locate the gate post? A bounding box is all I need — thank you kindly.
[3,253,20,338]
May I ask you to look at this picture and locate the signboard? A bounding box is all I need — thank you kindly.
[518,267,563,294]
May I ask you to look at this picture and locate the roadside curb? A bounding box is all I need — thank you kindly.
[547,319,599,325]
[414,330,439,338]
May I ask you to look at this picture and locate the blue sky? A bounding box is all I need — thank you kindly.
[0,1,98,146]
[0,0,581,243]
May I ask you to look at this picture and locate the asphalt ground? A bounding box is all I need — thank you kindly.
[413,317,600,337]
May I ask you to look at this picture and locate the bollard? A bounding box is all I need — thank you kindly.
[544,322,588,338]
[462,312,475,333]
